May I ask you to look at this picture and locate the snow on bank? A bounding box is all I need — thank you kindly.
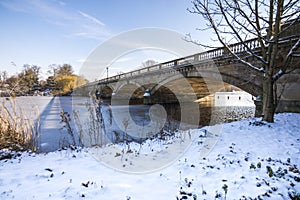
[0,113,300,199]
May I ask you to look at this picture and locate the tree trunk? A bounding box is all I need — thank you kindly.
[262,75,275,122]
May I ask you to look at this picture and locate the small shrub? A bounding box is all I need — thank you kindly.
[215,191,221,199]
[222,184,228,200]
[288,191,300,200]
[275,167,288,178]
[257,162,262,168]
[266,166,274,177]
[271,187,278,192]
[201,185,207,195]
[193,194,197,200]
[60,110,76,146]
[250,163,256,169]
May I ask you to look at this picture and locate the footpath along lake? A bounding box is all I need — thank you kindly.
[2,96,255,152]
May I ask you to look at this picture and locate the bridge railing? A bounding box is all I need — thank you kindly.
[99,37,263,84]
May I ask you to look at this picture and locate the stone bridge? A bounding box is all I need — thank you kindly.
[75,25,300,114]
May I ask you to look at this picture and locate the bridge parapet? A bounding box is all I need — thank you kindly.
[96,36,268,86]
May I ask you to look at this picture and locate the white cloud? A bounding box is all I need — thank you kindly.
[78,11,105,26]
[57,0,66,6]
[0,0,111,41]
[76,58,87,63]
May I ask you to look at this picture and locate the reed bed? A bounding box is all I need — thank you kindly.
[0,97,38,151]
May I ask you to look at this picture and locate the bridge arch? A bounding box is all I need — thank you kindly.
[113,79,145,94]
[149,73,195,95]
[219,73,262,97]
[147,70,261,103]
[94,85,114,99]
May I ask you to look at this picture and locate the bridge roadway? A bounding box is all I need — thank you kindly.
[75,31,300,114]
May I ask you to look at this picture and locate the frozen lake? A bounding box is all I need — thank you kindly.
[2,96,255,152]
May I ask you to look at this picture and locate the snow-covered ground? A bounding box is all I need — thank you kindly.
[1,113,300,199]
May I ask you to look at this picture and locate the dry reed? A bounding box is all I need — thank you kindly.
[0,97,38,151]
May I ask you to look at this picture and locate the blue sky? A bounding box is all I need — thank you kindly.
[0,0,211,79]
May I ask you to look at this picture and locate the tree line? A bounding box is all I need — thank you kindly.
[0,64,87,96]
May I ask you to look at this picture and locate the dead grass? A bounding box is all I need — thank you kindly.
[0,97,38,151]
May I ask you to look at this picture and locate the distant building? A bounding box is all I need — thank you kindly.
[214,91,254,107]
[195,85,255,107]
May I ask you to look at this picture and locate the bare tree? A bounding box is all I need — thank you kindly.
[189,0,300,122]
[48,64,59,78]
[0,71,8,88]
[142,59,158,68]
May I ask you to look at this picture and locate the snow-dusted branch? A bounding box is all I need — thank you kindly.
[272,69,283,81]
[287,37,300,58]
[273,37,300,81]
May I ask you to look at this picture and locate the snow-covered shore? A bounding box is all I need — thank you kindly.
[1,113,299,199]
